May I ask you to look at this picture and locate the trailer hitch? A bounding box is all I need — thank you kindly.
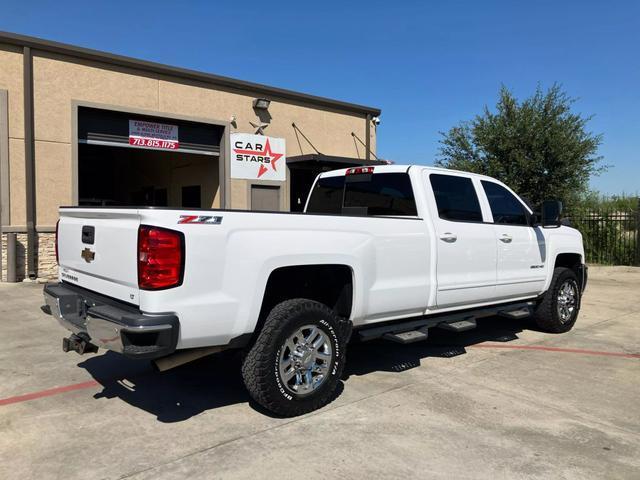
[62,333,98,355]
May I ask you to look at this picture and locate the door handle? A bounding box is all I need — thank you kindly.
[499,234,513,243]
[440,233,457,243]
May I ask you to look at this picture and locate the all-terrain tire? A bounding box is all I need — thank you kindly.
[533,267,581,333]
[241,299,351,417]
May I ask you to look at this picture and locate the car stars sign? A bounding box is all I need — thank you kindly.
[231,133,286,181]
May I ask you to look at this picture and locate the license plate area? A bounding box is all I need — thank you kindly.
[44,288,87,332]
[86,316,124,352]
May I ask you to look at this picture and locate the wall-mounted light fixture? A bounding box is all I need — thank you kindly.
[252,98,271,110]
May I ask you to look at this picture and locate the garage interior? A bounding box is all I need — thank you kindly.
[78,107,223,208]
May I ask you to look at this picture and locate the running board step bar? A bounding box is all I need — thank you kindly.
[437,318,477,332]
[383,327,429,344]
[357,300,536,342]
[498,308,531,320]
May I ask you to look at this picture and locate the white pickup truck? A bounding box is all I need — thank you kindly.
[44,165,587,416]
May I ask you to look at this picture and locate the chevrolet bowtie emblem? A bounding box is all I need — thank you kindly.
[81,248,95,263]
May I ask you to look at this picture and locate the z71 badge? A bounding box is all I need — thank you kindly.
[178,215,223,225]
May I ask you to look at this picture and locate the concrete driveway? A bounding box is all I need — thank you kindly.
[0,267,638,479]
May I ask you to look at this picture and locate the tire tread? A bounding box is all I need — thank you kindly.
[241,298,349,416]
[533,267,580,333]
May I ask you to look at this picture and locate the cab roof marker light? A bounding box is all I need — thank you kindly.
[346,166,374,175]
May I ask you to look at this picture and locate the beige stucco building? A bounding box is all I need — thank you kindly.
[0,32,381,281]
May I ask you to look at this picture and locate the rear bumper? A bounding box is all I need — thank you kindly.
[43,282,179,359]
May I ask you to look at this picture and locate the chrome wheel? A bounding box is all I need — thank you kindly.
[557,279,578,323]
[278,324,333,397]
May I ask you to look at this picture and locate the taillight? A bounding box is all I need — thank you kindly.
[137,226,184,290]
[55,220,60,265]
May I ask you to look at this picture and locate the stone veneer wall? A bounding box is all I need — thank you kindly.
[37,233,57,279]
[1,232,57,281]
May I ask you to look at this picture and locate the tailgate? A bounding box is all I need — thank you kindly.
[57,208,141,305]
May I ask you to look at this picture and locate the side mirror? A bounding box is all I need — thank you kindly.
[541,200,563,228]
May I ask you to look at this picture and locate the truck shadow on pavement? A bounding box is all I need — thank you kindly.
[78,350,250,423]
[77,316,532,422]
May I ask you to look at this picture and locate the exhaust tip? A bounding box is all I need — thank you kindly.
[153,346,225,372]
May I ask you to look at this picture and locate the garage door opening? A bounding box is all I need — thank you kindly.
[77,107,224,208]
[79,144,218,207]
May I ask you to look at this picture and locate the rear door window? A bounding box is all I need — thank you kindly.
[429,174,483,222]
[481,181,529,225]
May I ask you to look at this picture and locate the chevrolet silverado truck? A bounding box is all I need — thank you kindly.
[43,165,587,416]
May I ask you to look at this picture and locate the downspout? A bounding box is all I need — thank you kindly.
[0,90,7,281]
[365,114,371,161]
[23,46,37,279]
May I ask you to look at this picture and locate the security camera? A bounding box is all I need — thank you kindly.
[372,116,381,125]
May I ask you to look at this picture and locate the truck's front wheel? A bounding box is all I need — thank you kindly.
[533,267,581,333]
[241,299,350,417]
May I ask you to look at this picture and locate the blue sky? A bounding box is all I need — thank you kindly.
[2,0,638,195]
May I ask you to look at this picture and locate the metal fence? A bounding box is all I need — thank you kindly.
[567,199,640,266]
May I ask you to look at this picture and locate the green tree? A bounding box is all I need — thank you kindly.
[436,84,605,206]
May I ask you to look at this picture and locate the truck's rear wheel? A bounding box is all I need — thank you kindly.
[241,299,350,417]
[533,267,581,333]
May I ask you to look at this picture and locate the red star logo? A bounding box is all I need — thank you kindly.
[233,138,284,178]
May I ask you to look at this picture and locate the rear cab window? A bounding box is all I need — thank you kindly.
[305,175,345,214]
[306,171,418,217]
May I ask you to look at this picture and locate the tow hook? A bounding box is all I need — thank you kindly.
[62,333,98,355]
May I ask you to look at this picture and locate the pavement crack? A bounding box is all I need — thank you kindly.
[117,416,304,479]
[116,361,492,479]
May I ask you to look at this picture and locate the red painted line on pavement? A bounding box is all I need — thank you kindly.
[470,344,640,358]
[1,345,637,408]
[0,380,99,407]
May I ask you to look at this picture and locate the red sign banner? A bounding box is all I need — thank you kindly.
[129,120,179,150]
